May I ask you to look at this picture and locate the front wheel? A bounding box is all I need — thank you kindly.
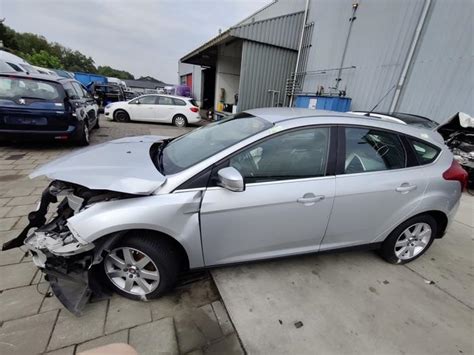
[380,214,437,264]
[101,233,180,300]
[172,114,188,128]
[115,110,130,123]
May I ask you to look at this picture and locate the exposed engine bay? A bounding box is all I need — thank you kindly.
[2,180,135,315]
[437,112,474,186]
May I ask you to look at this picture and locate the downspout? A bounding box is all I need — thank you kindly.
[335,2,359,91]
[289,0,310,107]
[389,0,431,113]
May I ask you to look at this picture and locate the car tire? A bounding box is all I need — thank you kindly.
[172,114,188,128]
[101,232,181,300]
[380,214,437,264]
[76,121,90,146]
[94,114,100,129]
[114,110,130,123]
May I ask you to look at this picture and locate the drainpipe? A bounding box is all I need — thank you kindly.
[335,2,359,91]
[389,0,431,113]
[289,0,310,107]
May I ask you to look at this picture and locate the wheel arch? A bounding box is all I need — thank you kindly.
[387,210,449,241]
[113,108,130,121]
[94,228,190,272]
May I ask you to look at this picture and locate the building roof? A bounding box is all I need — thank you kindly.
[123,79,167,89]
[180,11,304,66]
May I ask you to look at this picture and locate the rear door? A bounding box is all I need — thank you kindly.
[200,126,336,266]
[321,126,428,251]
[0,75,70,132]
[154,96,176,123]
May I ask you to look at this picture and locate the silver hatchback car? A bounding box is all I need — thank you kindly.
[3,108,467,314]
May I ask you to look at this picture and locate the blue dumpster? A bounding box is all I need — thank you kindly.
[294,95,352,112]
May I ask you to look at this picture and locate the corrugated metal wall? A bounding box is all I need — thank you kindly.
[231,12,304,51]
[303,0,426,113]
[239,41,297,111]
[302,0,473,122]
[396,0,473,121]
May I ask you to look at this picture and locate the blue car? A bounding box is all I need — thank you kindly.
[0,73,99,146]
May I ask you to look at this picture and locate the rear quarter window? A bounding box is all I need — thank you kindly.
[409,139,440,165]
[173,98,186,106]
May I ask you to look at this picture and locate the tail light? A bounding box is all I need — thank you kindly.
[190,107,199,113]
[443,159,468,190]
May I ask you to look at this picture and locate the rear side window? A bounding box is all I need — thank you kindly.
[409,139,440,165]
[189,99,198,107]
[344,127,406,174]
[173,98,186,106]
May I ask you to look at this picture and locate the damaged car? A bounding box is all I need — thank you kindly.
[3,108,467,315]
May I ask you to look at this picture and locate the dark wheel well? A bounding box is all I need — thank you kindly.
[98,229,190,271]
[114,109,129,121]
[422,211,448,238]
[392,211,448,239]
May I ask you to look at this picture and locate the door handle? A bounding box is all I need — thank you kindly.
[297,194,325,204]
[396,183,417,193]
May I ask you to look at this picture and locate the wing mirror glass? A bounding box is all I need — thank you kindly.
[217,167,245,192]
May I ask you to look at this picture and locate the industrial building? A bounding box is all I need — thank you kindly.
[179,0,473,122]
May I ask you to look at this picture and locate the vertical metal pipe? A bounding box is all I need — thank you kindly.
[289,0,310,107]
[335,2,359,91]
[389,0,431,113]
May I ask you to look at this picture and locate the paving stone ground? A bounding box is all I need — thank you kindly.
[0,118,244,355]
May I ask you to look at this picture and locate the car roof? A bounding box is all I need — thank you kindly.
[136,93,191,100]
[244,108,445,146]
[0,71,71,84]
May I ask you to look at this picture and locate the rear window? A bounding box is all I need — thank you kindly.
[189,99,198,107]
[409,139,440,165]
[0,76,63,102]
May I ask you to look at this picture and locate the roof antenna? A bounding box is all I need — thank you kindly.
[365,84,397,116]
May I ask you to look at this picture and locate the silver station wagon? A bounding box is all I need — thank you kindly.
[3,108,467,314]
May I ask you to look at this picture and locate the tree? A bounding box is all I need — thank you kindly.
[97,65,134,80]
[25,50,62,69]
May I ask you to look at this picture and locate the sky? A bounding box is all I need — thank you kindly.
[0,0,269,83]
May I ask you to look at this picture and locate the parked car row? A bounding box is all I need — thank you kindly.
[104,94,201,127]
[0,73,99,146]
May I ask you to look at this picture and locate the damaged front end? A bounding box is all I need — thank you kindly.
[2,180,132,315]
[438,112,474,185]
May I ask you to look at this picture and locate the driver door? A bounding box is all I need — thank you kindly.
[200,126,336,266]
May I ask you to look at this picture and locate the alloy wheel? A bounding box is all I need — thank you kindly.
[394,222,432,260]
[104,247,160,295]
[174,116,186,127]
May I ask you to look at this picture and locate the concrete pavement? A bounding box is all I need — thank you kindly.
[212,195,473,355]
[0,118,243,355]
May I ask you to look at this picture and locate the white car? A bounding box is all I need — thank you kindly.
[104,94,201,127]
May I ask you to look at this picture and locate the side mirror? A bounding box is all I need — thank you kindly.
[217,167,245,192]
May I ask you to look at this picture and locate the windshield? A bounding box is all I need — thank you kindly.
[160,113,272,174]
[0,76,64,102]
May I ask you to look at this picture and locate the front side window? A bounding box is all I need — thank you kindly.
[230,127,330,183]
[409,139,440,165]
[71,82,84,99]
[136,96,157,104]
[344,127,406,174]
[161,114,272,174]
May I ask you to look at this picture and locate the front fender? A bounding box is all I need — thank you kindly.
[67,192,204,268]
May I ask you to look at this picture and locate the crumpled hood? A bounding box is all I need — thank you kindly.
[30,135,168,195]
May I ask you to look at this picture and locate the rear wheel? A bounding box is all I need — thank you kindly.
[76,121,90,146]
[102,233,181,300]
[173,114,187,128]
[380,214,437,264]
[115,110,130,123]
